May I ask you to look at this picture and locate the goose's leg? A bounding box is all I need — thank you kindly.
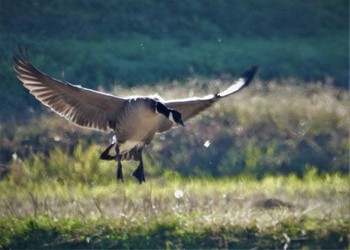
[116,147,124,182]
[132,150,145,184]
[100,140,124,182]
[99,142,116,160]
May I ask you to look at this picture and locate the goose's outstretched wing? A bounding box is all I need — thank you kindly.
[158,66,258,132]
[13,54,127,131]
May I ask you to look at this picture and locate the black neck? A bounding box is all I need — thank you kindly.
[156,102,170,117]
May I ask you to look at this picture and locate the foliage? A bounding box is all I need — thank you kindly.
[0,175,349,249]
[1,215,348,249]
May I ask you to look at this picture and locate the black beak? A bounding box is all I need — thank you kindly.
[178,120,185,127]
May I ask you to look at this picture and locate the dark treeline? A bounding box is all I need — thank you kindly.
[1,1,347,41]
[0,0,348,120]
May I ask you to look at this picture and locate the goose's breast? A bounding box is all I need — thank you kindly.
[116,103,164,152]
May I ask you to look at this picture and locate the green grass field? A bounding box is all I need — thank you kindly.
[1,174,349,249]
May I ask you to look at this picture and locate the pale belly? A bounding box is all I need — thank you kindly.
[119,140,145,154]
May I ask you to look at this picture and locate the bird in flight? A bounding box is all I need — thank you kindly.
[13,52,257,184]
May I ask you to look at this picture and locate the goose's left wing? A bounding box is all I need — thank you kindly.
[13,53,128,131]
[157,66,258,132]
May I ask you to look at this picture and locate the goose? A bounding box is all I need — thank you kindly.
[13,52,257,184]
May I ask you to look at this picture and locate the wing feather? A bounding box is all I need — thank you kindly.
[13,54,127,131]
[157,66,258,132]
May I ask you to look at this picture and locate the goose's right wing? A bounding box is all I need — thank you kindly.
[13,54,127,131]
[157,66,258,132]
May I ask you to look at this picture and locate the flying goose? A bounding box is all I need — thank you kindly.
[13,52,258,183]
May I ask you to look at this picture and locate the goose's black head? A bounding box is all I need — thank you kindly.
[156,102,184,126]
[169,109,185,126]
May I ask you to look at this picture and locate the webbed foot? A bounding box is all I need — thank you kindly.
[132,164,145,184]
[100,142,116,160]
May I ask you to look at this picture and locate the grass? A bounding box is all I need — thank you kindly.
[0,174,349,249]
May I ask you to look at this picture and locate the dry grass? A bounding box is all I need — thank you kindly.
[1,173,348,222]
[1,174,348,248]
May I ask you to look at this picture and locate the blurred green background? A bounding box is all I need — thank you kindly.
[0,0,348,120]
[0,0,348,179]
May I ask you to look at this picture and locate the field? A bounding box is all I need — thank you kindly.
[1,175,349,249]
[0,80,349,249]
[1,1,349,248]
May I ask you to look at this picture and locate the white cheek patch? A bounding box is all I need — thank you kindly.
[169,112,176,123]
